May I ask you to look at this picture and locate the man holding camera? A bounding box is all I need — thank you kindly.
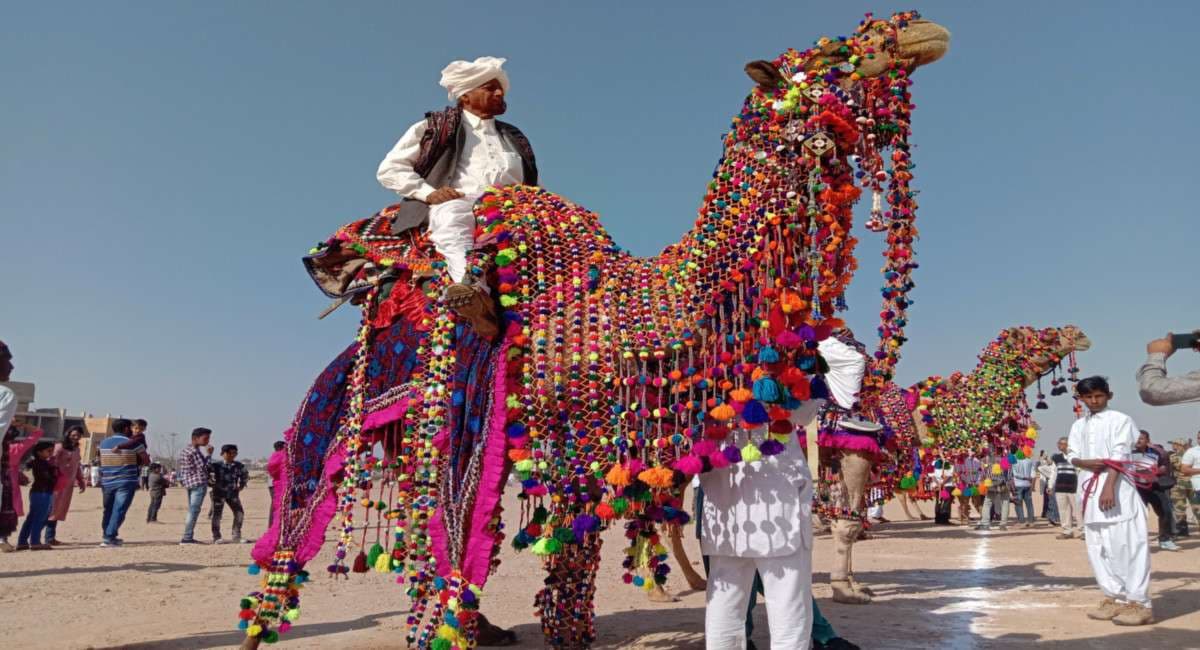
[1138,332,1200,405]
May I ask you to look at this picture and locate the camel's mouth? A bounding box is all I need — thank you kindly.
[1073,335,1093,353]
[897,20,950,69]
[304,245,385,299]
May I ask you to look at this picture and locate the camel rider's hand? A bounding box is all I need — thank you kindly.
[1147,334,1174,358]
[426,187,466,205]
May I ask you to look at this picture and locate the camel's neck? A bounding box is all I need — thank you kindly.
[920,347,1033,440]
[658,96,862,354]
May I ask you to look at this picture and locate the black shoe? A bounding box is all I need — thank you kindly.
[179,539,204,545]
[815,638,861,650]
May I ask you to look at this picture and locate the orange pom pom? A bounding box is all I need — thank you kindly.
[710,404,737,421]
[637,467,676,489]
[605,463,631,488]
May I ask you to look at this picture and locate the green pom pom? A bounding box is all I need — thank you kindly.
[431,639,452,650]
[553,527,576,544]
[240,598,253,610]
[263,631,280,644]
[531,537,563,556]
[366,542,385,568]
[610,497,629,515]
[532,506,549,524]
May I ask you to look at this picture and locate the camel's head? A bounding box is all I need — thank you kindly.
[997,326,1091,386]
[743,12,949,100]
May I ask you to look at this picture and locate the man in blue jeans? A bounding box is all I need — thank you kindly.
[1011,454,1039,527]
[176,427,213,545]
[98,419,148,547]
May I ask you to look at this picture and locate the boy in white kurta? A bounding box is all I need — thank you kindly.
[1066,376,1153,626]
[699,336,866,650]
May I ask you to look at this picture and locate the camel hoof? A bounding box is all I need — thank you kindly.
[646,586,680,603]
[831,580,873,605]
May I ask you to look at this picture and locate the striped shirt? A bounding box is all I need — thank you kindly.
[98,435,142,488]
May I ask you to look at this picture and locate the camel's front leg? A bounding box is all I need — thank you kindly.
[536,534,603,649]
[668,523,707,591]
[830,450,874,605]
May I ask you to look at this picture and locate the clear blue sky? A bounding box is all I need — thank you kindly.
[3,2,1197,458]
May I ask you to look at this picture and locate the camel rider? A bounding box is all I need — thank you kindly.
[821,331,883,434]
[377,56,537,338]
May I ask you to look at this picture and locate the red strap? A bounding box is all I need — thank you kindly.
[1080,459,1159,512]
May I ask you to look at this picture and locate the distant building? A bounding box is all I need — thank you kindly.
[1,380,125,464]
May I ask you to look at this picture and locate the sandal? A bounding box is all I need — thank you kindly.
[444,283,499,340]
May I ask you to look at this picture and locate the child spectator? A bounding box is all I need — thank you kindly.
[1067,376,1153,626]
[118,418,149,456]
[146,463,168,523]
[17,441,58,550]
[209,444,250,543]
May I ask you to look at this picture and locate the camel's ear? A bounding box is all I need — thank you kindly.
[744,60,785,91]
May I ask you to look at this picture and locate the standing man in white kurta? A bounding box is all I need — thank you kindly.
[1066,376,1154,626]
[376,56,537,338]
[700,336,866,649]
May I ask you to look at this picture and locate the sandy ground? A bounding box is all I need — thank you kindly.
[2,479,1198,650]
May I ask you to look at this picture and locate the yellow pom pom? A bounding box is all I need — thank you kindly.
[952,488,962,497]
[437,624,457,640]
[248,624,263,638]
[991,463,1002,475]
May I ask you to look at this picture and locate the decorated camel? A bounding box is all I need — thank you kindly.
[812,324,1090,603]
[239,12,950,650]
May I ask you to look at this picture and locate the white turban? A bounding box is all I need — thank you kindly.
[439,56,510,101]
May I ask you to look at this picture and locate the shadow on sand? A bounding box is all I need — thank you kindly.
[89,561,1200,649]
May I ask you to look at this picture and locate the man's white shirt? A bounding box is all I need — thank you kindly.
[377,110,524,201]
[1066,409,1143,524]
[1181,446,1200,491]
